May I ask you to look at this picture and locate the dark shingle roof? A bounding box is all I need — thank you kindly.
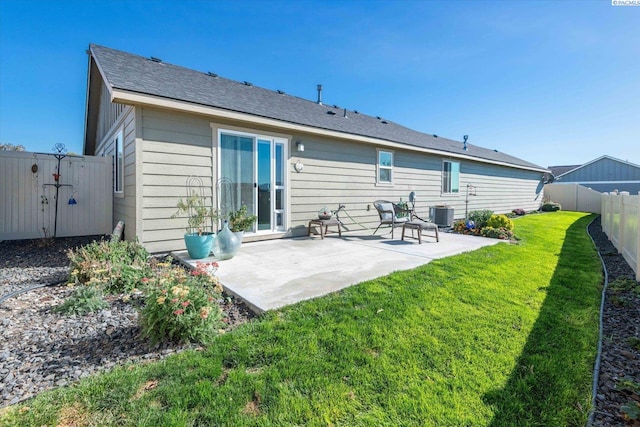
[90,44,545,171]
[547,164,582,177]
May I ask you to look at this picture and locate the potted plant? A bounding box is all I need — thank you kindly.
[172,191,218,259]
[228,205,257,242]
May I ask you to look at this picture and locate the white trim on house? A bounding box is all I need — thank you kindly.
[215,126,290,236]
[441,159,460,195]
[376,148,394,186]
[552,180,640,185]
[112,88,548,174]
[113,127,124,196]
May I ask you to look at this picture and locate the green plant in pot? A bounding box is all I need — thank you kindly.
[228,204,258,241]
[172,191,218,259]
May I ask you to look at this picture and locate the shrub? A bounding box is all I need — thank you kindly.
[481,226,514,240]
[467,210,494,230]
[55,285,108,315]
[487,214,514,231]
[453,220,467,233]
[139,262,224,345]
[67,239,152,294]
[541,203,561,212]
[453,219,481,235]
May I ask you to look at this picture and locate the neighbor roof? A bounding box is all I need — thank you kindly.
[547,164,581,177]
[87,44,545,172]
[553,155,640,179]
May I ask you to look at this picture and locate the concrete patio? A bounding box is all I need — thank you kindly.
[173,229,503,314]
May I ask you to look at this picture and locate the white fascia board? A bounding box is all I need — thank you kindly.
[111,88,548,174]
[554,180,640,184]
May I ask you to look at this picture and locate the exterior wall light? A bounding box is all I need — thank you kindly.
[296,141,304,152]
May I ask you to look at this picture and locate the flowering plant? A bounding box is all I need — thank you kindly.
[67,239,151,294]
[139,263,224,345]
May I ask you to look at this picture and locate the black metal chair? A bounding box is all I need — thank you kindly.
[372,200,412,238]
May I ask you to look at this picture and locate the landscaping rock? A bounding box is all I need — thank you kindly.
[0,236,255,409]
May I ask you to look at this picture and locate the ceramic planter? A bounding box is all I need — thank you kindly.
[184,232,215,259]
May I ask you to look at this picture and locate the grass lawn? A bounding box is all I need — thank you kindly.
[1,212,603,426]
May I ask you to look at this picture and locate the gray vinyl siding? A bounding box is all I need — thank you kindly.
[139,107,214,253]
[288,134,544,236]
[560,157,640,182]
[100,105,544,252]
[95,82,127,145]
[94,106,137,239]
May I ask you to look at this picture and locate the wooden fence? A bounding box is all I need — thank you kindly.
[0,150,112,240]
[602,191,640,281]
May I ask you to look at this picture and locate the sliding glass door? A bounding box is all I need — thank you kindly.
[219,131,286,234]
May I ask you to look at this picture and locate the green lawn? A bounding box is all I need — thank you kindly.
[1,212,603,426]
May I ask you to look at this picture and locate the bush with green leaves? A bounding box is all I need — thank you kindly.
[139,262,224,345]
[67,239,151,294]
[541,202,561,212]
[228,204,257,232]
[481,226,514,240]
[55,285,108,315]
[487,214,514,231]
[467,210,494,230]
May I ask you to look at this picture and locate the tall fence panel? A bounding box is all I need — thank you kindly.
[0,150,112,240]
[544,183,602,213]
[602,191,640,281]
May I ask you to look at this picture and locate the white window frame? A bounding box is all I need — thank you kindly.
[377,149,394,185]
[216,128,288,234]
[442,160,460,194]
[114,128,124,195]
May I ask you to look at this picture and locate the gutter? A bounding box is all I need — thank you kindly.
[110,87,548,174]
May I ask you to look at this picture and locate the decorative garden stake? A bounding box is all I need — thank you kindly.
[43,144,73,237]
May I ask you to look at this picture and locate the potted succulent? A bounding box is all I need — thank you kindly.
[228,205,257,242]
[172,191,218,259]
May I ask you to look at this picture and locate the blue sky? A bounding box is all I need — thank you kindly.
[1,0,638,168]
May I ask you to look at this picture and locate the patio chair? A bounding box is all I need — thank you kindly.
[372,200,412,238]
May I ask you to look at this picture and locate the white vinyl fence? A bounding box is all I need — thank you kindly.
[602,191,640,281]
[544,183,602,214]
[1,150,112,240]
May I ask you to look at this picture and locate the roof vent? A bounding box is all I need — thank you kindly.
[149,57,162,63]
[276,90,285,94]
[317,84,323,105]
[343,108,348,118]
[381,120,388,124]
[354,110,359,114]
[494,149,499,152]
[433,134,438,138]
[463,135,468,151]
[376,116,381,120]
[243,81,252,86]
[207,72,218,77]
[327,110,336,115]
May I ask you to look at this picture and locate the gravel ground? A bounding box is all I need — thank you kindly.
[0,220,638,423]
[0,236,254,409]
[588,218,640,427]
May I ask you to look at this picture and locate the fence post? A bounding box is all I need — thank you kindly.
[603,193,612,238]
[637,192,640,282]
[619,192,629,254]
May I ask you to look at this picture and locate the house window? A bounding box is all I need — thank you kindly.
[377,150,393,184]
[114,129,124,194]
[442,160,460,194]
